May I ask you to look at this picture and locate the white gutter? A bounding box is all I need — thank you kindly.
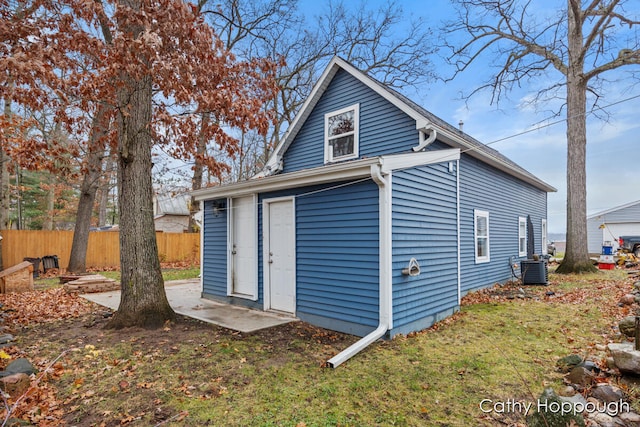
[326,161,392,368]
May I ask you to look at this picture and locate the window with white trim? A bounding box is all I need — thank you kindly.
[324,104,359,163]
[518,217,527,257]
[541,219,548,255]
[474,210,490,263]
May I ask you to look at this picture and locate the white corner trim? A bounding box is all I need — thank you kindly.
[199,200,205,293]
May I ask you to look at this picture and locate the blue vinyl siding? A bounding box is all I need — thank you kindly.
[202,199,227,297]
[283,69,417,173]
[459,154,547,293]
[391,162,459,335]
[260,179,380,335]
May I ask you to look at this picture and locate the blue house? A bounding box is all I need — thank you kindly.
[192,57,555,366]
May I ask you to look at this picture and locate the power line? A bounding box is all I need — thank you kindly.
[483,93,640,147]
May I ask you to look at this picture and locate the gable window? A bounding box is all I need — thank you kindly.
[474,210,490,263]
[518,217,527,257]
[324,104,359,163]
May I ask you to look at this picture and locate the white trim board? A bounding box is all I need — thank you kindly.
[193,149,461,201]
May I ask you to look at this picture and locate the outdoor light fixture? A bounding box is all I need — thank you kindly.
[212,200,225,217]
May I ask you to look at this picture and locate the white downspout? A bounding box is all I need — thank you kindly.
[412,127,437,152]
[456,159,461,305]
[326,161,392,368]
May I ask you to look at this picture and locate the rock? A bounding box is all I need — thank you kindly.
[0,334,14,345]
[634,281,640,291]
[619,316,637,338]
[527,388,585,427]
[606,357,617,369]
[559,392,587,407]
[591,384,624,403]
[618,411,640,426]
[596,344,608,351]
[587,412,617,427]
[619,294,637,305]
[558,385,577,397]
[557,354,583,373]
[0,373,30,396]
[566,366,595,387]
[0,358,37,378]
[608,343,640,375]
[579,360,600,373]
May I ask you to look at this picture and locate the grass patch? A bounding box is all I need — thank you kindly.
[34,267,200,289]
[16,271,639,426]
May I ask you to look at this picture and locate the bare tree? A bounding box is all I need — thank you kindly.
[196,0,437,183]
[441,0,640,273]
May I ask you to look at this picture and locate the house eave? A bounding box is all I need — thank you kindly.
[193,149,462,201]
[587,199,640,219]
[426,124,557,193]
[193,157,382,201]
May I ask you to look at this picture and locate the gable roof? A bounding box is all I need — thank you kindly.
[264,56,556,193]
[587,199,640,219]
[154,193,190,216]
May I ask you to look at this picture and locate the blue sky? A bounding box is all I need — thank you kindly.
[298,0,640,234]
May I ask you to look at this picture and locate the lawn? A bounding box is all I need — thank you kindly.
[34,266,201,290]
[1,268,639,426]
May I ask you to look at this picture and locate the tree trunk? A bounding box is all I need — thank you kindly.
[67,106,109,273]
[0,96,13,270]
[98,154,115,227]
[107,50,175,328]
[188,112,208,233]
[557,0,596,274]
[43,182,54,231]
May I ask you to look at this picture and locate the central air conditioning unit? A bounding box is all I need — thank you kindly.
[520,260,548,285]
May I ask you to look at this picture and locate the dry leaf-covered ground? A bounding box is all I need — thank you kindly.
[0,268,637,426]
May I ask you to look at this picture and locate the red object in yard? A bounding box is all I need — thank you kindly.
[598,263,615,270]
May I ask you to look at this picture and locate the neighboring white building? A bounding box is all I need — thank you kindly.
[153,193,191,233]
[587,200,640,254]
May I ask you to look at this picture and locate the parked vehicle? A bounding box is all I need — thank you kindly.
[618,236,640,257]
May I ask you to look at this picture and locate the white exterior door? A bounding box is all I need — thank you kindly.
[230,196,257,299]
[265,198,296,314]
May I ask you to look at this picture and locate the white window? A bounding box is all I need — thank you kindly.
[518,217,527,257]
[324,104,359,163]
[541,219,548,255]
[474,210,490,263]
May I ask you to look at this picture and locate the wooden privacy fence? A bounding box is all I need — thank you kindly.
[0,230,200,271]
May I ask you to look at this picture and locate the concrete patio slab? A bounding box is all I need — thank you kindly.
[81,278,297,333]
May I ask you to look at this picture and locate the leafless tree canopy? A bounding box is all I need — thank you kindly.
[442,0,640,113]
[440,0,640,273]
[194,0,438,183]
